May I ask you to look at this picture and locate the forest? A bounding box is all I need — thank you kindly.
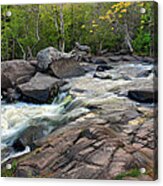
[1,2,157,61]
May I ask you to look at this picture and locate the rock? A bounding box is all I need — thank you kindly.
[18,72,60,103]
[119,49,131,55]
[143,57,155,63]
[91,57,109,64]
[1,60,36,90]
[122,55,136,61]
[96,65,113,72]
[12,125,45,152]
[128,90,158,104]
[3,88,21,103]
[37,47,75,71]
[93,72,112,79]
[136,70,152,78]
[29,60,38,67]
[98,49,108,55]
[109,56,122,62]
[75,42,91,53]
[50,59,85,78]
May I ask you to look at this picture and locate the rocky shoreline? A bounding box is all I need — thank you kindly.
[1,47,158,180]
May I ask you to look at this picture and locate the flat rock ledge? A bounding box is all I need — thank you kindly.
[2,106,157,180]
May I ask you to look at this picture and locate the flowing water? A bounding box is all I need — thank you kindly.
[1,93,90,163]
[1,62,154,163]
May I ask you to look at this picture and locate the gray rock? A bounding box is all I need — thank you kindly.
[91,57,109,64]
[37,47,75,71]
[128,89,158,104]
[94,71,112,79]
[1,60,35,90]
[18,72,60,103]
[122,55,136,61]
[136,70,152,78]
[109,56,122,62]
[50,59,85,78]
[75,42,91,53]
[12,125,45,152]
[5,88,21,103]
[96,65,113,72]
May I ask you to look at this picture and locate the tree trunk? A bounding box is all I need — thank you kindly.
[124,22,134,53]
[17,39,26,60]
[54,5,60,49]
[59,4,65,52]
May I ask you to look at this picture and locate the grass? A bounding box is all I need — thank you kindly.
[1,160,18,177]
[115,168,142,180]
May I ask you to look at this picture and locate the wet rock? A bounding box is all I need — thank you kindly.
[136,69,152,78]
[143,57,155,64]
[12,125,45,152]
[1,60,36,90]
[50,59,85,78]
[98,49,108,55]
[109,56,122,62]
[91,57,108,65]
[96,65,113,72]
[118,49,131,55]
[122,55,136,61]
[3,88,21,103]
[75,42,91,53]
[18,72,60,103]
[93,72,112,79]
[128,90,157,104]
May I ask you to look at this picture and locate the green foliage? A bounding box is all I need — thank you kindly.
[1,160,18,177]
[133,31,151,55]
[115,168,142,180]
[1,2,156,60]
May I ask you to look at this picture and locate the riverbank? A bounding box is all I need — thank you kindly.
[1,51,158,180]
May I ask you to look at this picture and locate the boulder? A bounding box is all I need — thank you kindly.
[18,72,60,103]
[75,42,91,53]
[96,65,113,72]
[136,70,152,78]
[37,47,75,71]
[143,57,155,64]
[12,125,45,152]
[122,55,136,62]
[50,59,85,78]
[128,90,158,104]
[2,88,21,103]
[94,72,112,79]
[1,60,36,90]
[91,57,109,65]
[109,56,122,62]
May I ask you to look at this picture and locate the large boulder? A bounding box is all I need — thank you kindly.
[18,72,61,103]
[50,59,85,78]
[1,60,36,90]
[128,90,158,104]
[36,47,75,71]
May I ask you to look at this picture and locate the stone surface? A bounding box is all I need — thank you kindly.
[128,90,158,104]
[18,72,60,103]
[91,57,109,64]
[1,60,35,90]
[37,47,75,71]
[1,56,157,181]
[50,59,85,78]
